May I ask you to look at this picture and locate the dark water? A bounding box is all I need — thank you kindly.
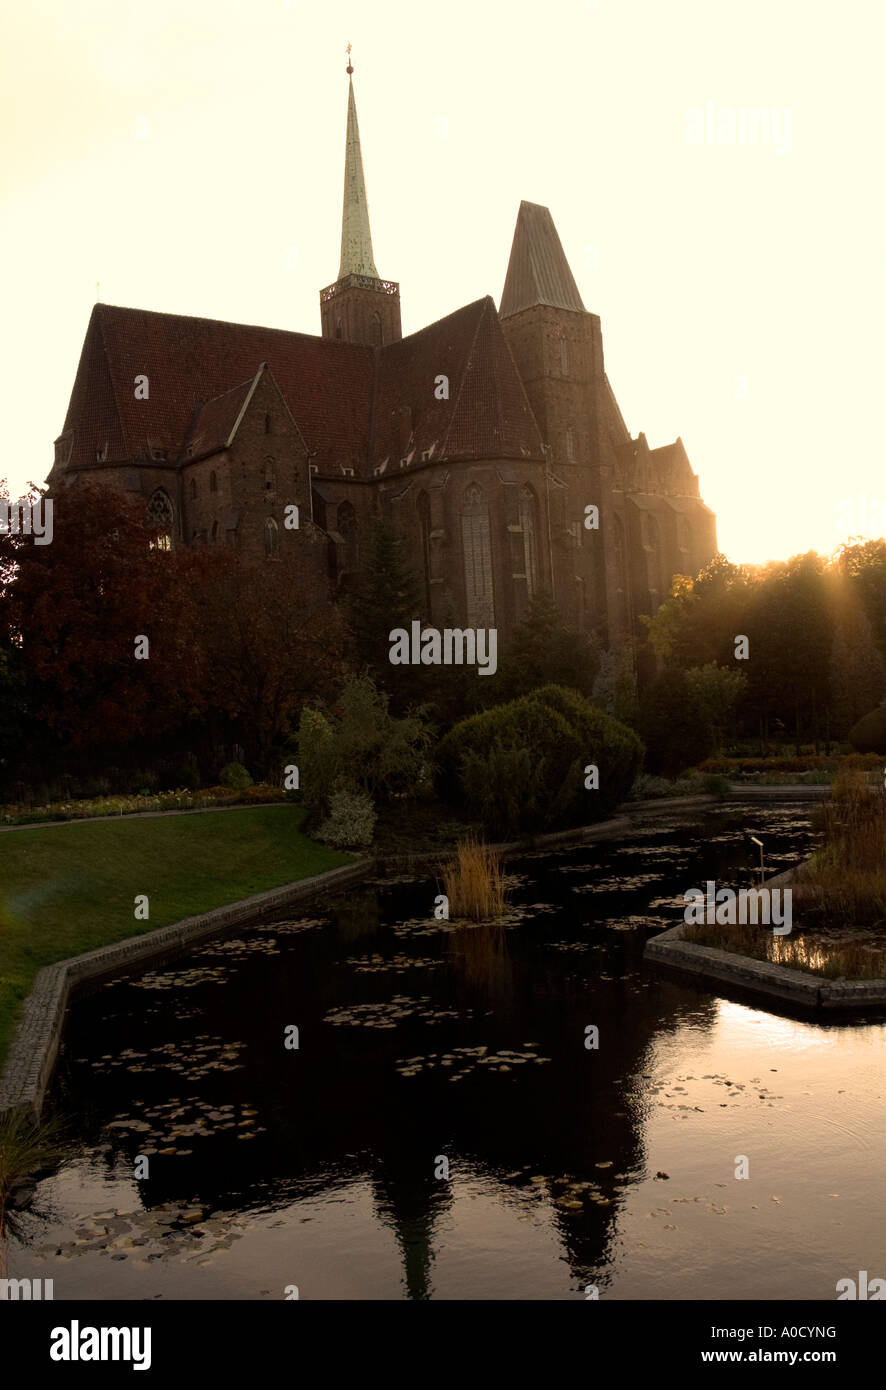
[11,802,886,1300]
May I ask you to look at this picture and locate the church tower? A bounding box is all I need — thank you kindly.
[319,52,402,347]
[498,201,629,642]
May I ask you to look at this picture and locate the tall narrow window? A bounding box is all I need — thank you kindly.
[644,512,662,608]
[559,333,569,377]
[371,311,383,346]
[189,478,197,500]
[417,490,432,615]
[518,484,539,598]
[265,517,280,558]
[211,520,219,542]
[461,483,495,627]
[210,471,218,493]
[565,427,575,461]
[613,513,627,596]
[337,501,358,573]
[677,516,693,572]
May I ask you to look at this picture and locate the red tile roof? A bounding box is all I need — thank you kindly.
[57,297,546,478]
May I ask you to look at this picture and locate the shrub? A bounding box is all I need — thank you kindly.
[218,761,253,790]
[317,785,376,848]
[437,685,642,837]
[629,773,678,800]
[296,706,338,823]
[701,772,731,795]
[528,685,643,819]
[169,764,200,791]
[848,702,886,755]
[298,677,433,825]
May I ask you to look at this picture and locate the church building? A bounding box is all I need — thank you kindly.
[49,60,716,647]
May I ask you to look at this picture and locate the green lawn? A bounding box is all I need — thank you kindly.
[0,805,352,1068]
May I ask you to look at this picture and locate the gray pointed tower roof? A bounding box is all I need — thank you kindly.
[338,73,379,279]
[499,201,586,318]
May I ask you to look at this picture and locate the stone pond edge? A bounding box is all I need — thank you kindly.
[643,863,886,1012]
[0,860,372,1121]
[0,784,838,1122]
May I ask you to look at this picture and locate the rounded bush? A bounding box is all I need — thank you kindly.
[436,684,643,837]
[218,761,253,790]
[848,703,886,755]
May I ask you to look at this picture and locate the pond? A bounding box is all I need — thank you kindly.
[10,801,886,1300]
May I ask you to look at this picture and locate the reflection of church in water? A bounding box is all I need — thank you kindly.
[50,59,716,644]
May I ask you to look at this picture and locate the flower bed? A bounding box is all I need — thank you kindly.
[0,784,285,826]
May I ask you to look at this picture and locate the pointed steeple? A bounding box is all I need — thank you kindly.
[320,50,401,347]
[499,201,586,318]
[339,58,379,279]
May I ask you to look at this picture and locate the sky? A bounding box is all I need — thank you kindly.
[2,0,885,567]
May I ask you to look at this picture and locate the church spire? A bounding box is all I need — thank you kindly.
[339,48,379,280]
[320,49,401,346]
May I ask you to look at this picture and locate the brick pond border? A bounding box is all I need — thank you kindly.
[0,860,371,1121]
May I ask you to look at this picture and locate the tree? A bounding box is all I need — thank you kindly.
[2,480,203,751]
[640,668,716,776]
[492,587,599,702]
[194,552,347,773]
[344,517,422,686]
[684,663,747,751]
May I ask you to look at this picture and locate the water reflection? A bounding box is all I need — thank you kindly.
[10,803,886,1299]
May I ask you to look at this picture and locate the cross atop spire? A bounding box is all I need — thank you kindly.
[338,55,378,279]
[346,41,353,75]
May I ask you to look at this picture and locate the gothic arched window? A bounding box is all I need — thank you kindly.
[337,501,358,573]
[417,490,432,614]
[147,489,174,550]
[210,471,218,493]
[371,311,383,347]
[461,482,495,627]
[265,517,280,558]
[518,484,539,598]
[211,520,219,542]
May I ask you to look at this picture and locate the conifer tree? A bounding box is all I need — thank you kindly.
[345,516,422,686]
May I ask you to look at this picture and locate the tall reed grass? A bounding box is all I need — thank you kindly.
[440,837,507,920]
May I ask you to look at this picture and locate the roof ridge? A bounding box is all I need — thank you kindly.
[94,304,128,460]
[437,299,490,459]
